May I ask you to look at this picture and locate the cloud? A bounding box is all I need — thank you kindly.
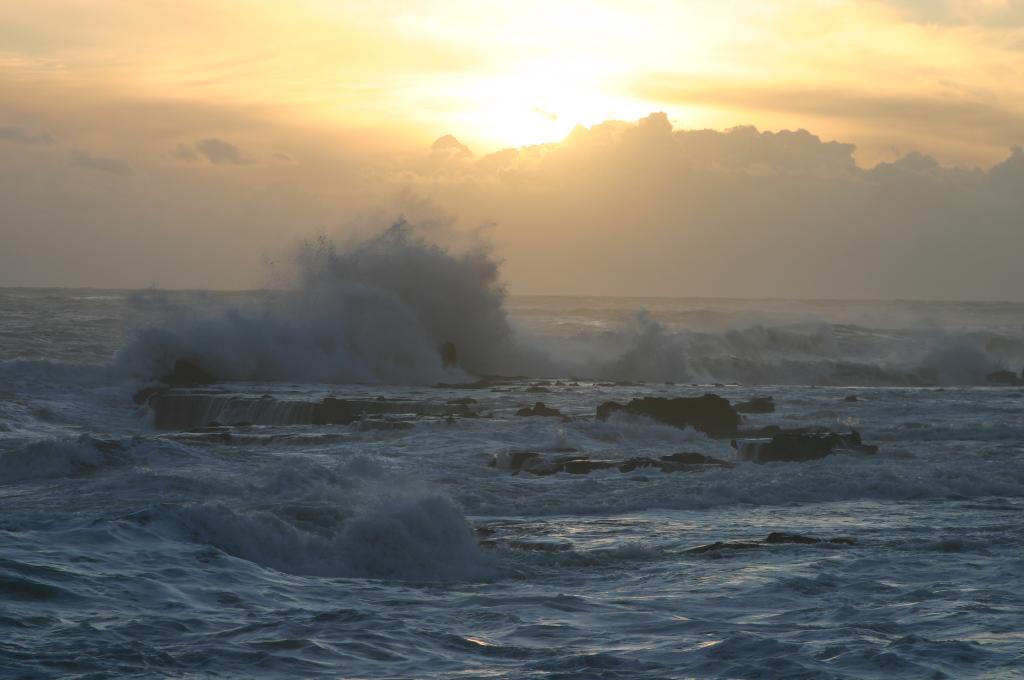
[635,78,1024,166]
[864,0,1024,26]
[172,138,253,165]
[417,112,1024,300]
[430,134,473,161]
[0,126,53,144]
[195,138,250,165]
[68,150,132,175]
[173,143,199,162]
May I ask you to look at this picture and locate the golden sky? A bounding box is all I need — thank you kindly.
[3,0,1023,166]
[2,1,1024,297]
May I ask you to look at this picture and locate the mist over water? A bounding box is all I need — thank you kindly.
[102,221,1024,387]
[116,221,545,385]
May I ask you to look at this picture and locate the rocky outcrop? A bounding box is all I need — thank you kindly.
[132,359,218,404]
[491,450,734,476]
[687,533,856,554]
[515,402,563,418]
[735,396,775,414]
[596,395,741,438]
[733,429,877,463]
[146,393,469,430]
[987,369,1024,386]
[765,532,855,545]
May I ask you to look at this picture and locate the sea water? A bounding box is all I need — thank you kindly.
[1,276,1023,678]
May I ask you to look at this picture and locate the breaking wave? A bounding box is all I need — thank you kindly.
[566,312,1014,386]
[117,220,548,385]
[151,495,492,581]
[111,220,1023,387]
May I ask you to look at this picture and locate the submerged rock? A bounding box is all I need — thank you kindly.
[688,533,856,554]
[515,402,563,418]
[146,393,458,430]
[735,396,775,414]
[766,532,856,545]
[733,430,878,463]
[492,450,734,476]
[595,394,741,438]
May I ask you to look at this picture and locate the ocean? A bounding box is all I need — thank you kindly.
[1,275,1023,678]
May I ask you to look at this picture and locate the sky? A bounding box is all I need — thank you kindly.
[1,0,1023,299]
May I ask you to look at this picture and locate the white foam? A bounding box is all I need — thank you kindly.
[116,222,535,385]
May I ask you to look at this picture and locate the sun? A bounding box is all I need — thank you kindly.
[436,59,658,150]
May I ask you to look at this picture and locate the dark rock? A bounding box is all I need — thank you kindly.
[519,459,564,476]
[132,385,166,405]
[987,370,1024,386]
[766,532,856,545]
[162,359,217,387]
[516,402,562,418]
[617,457,669,473]
[690,533,856,554]
[739,425,839,439]
[595,401,625,420]
[447,398,477,405]
[735,396,775,414]
[315,397,366,425]
[562,459,614,474]
[596,394,741,438]
[659,452,735,468]
[734,430,878,463]
[765,532,820,544]
[439,341,458,368]
[506,539,573,552]
[525,385,551,394]
[843,394,859,402]
[490,451,542,470]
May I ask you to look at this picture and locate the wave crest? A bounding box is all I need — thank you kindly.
[117,221,528,385]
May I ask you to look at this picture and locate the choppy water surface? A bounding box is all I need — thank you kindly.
[1,287,1023,679]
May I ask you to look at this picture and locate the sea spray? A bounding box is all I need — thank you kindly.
[116,221,536,384]
[110,224,1017,386]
